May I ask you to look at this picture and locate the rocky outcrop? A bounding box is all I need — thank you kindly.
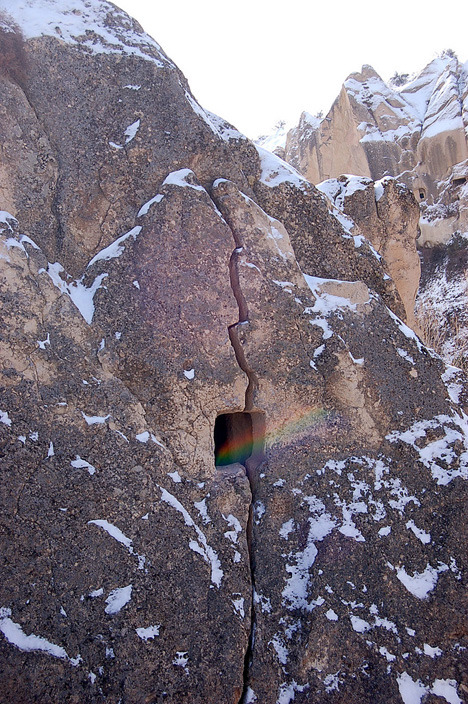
[317,175,421,329]
[0,3,467,703]
[285,56,468,246]
[283,56,468,371]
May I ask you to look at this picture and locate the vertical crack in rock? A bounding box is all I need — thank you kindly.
[228,241,258,702]
[227,243,259,412]
[210,182,261,702]
[238,497,256,704]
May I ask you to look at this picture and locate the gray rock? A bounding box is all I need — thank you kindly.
[0,2,466,702]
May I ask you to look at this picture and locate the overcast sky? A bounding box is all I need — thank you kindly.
[114,0,467,139]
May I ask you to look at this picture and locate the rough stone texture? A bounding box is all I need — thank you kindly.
[0,3,467,703]
[284,58,468,247]
[316,175,421,329]
[283,56,468,371]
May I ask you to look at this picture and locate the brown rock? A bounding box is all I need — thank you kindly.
[0,3,467,703]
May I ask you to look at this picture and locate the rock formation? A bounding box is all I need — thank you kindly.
[285,56,468,246]
[0,2,467,703]
[316,175,421,330]
[283,56,468,371]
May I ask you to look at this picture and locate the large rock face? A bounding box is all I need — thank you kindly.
[284,57,468,371]
[0,3,467,703]
[285,57,468,246]
[316,175,421,330]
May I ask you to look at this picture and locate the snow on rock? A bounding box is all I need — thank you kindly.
[136,625,160,641]
[162,168,205,192]
[172,650,189,673]
[182,88,245,143]
[0,607,81,665]
[81,412,110,425]
[304,274,371,316]
[137,194,164,218]
[222,514,242,544]
[1,0,171,68]
[396,672,428,704]
[350,615,371,633]
[256,145,310,192]
[88,519,133,549]
[43,261,108,325]
[431,679,463,704]
[70,456,96,475]
[441,366,464,405]
[37,333,50,349]
[124,119,140,144]
[0,410,12,426]
[405,520,431,544]
[167,470,182,483]
[393,563,441,600]
[386,412,468,485]
[317,175,371,212]
[276,680,309,704]
[87,227,141,267]
[88,519,146,570]
[397,672,463,704]
[104,585,132,614]
[159,487,223,588]
[194,498,211,525]
[282,498,336,611]
[0,211,18,232]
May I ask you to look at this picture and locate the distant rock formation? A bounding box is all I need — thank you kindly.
[0,3,467,703]
[284,56,468,371]
[285,56,468,246]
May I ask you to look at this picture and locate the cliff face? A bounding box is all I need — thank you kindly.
[316,175,421,330]
[285,57,468,246]
[0,3,467,703]
[285,57,468,372]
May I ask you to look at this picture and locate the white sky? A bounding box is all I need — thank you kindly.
[114,0,467,139]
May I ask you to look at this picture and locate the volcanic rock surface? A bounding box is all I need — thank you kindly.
[0,2,467,703]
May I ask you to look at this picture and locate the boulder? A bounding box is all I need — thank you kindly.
[0,3,467,702]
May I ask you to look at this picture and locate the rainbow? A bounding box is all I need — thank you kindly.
[265,407,328,449]
[215,407,328,466]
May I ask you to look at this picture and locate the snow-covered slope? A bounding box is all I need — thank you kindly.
[1,0,173,65]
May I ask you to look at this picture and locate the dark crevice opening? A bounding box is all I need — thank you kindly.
[214,411,265,471]
[214,411,266,704]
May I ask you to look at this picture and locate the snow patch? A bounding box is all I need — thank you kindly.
[105,585,132,615]
[70,456,96,475]
[88,519,133,549]
[162,168,205,192]
[81,412,110,425]
[256,145,310,192]
[4,0,170,68]
[87,227,141,267]
[0,410,12,427]
[160,487,223,587]
[0,607,80,665]
[394,563,441,599]
[136,625,160,641]
[137,194,164,217]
